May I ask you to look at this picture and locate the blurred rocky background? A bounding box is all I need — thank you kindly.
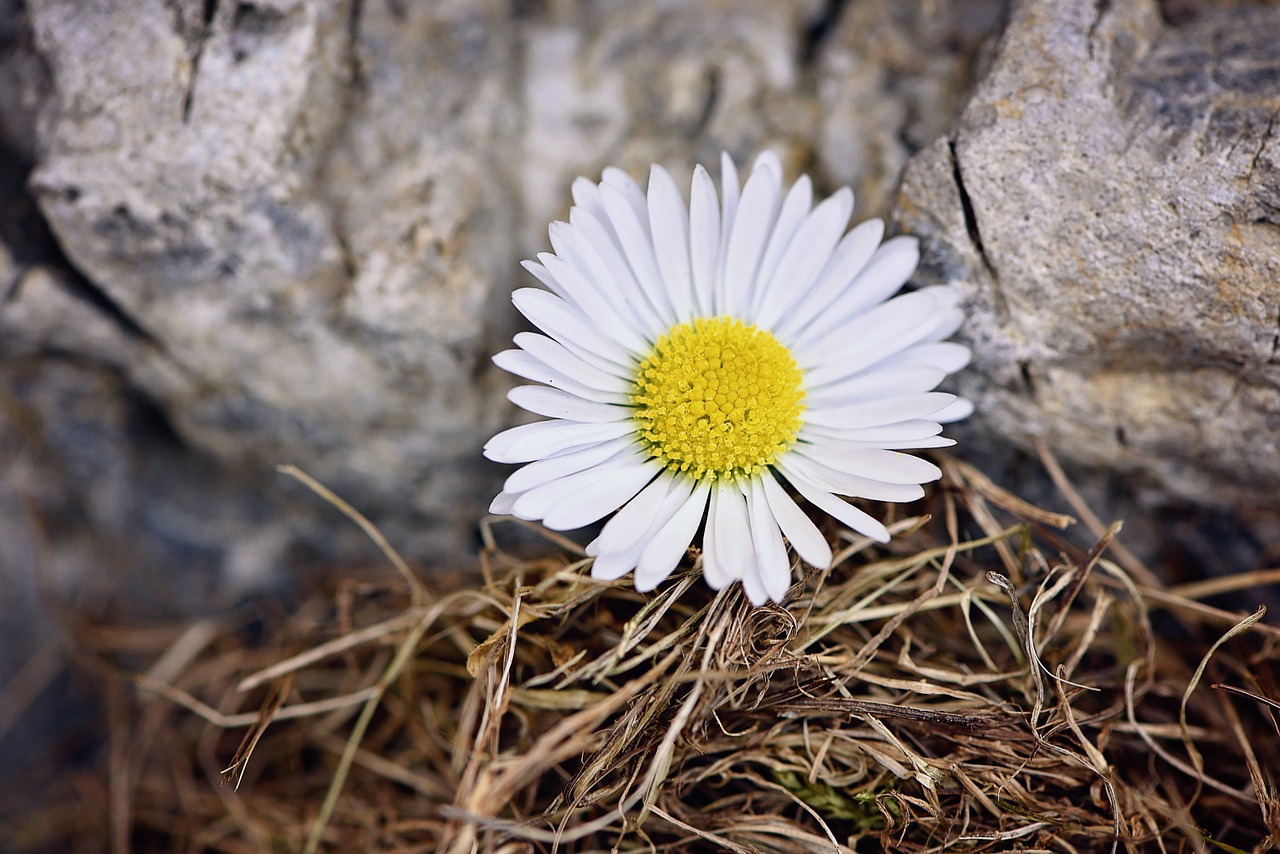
[2,0,1278,808]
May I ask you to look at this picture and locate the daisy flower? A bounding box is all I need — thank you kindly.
[485,151,971,605]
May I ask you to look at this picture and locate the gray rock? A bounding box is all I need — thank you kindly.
[814,0,1007,217]
[17,0,525,565]
[896,0,1280,507]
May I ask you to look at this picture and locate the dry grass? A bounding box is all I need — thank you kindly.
[4,452,1279,853]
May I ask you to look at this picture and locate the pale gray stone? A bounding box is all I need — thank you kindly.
[815,0,1006,216]
[19,0,525,563]
[896,0,1280,506]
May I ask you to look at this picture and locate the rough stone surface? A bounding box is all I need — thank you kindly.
[815,0,1007,216]
[896,0,1280,508]
[18,0,518,564]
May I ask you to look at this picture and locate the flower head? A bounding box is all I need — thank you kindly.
[486,152,971,605]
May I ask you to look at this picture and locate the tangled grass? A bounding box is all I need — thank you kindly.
[4,451,1279,852]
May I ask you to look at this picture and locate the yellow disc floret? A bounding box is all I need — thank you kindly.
[633,317,805,482]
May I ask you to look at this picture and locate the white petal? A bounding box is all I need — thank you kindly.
[647,165,695,319]
[788,451,929,501]
[593,471,693,555]
[537,249,649,354]
[774,219,885,342]
[805,365,947,408]
[821,234,920,322]
[869,341,972,375]
[804,350,939,398]
[688,164,721,317]
[514,332,633,389]
[512,288,636,369]
[704,480,753,588]
[592,472,700,578]
[876,436,956,449]
[601,182,674,324]
[756,188,852,330]
[740,559,770,607]
[752,175,813,315]
[548,220,636,331]
[700,486,730,589]
[588,550,640,583]
[784,234,919,345]
[715,152,740,313]
[635,482,711,591]
[747,478,792,603]
[542,460,660,530]
[508,385,631,423]
[504,438,634,493]
[489,491,518,514]
[484,419,635,463]
[800,419,940,443]
[796,290,940,375]
[567,207,666,336]
[778,463,891,543]
[513,455,658,529]
[905,285,965,345]
[760,470,832,569]
[802,392,957,430]
[923,282,961,306]
[719,161,780,315]
[923,307,965,344]
[752,149,783,177]
[591,549,642,581]
[571,176,609,225]
[520,257,570,301]
[602,166,650,226]
[494,349,630,404]
[719,152,740,233]
[933,398,975,423]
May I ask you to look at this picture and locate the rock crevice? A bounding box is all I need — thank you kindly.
[897,0,1280,504]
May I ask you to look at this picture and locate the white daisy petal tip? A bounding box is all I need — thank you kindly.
[488,491,518,515]
[486,152,972,603]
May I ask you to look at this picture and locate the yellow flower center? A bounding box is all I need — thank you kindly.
[632,317,805,482]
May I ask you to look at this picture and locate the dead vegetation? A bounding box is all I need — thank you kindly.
[3,452,1279,853]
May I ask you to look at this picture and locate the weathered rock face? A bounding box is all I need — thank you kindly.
[15,0,527,567]
[896,0,1280,507]
[815,0,1007,217]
